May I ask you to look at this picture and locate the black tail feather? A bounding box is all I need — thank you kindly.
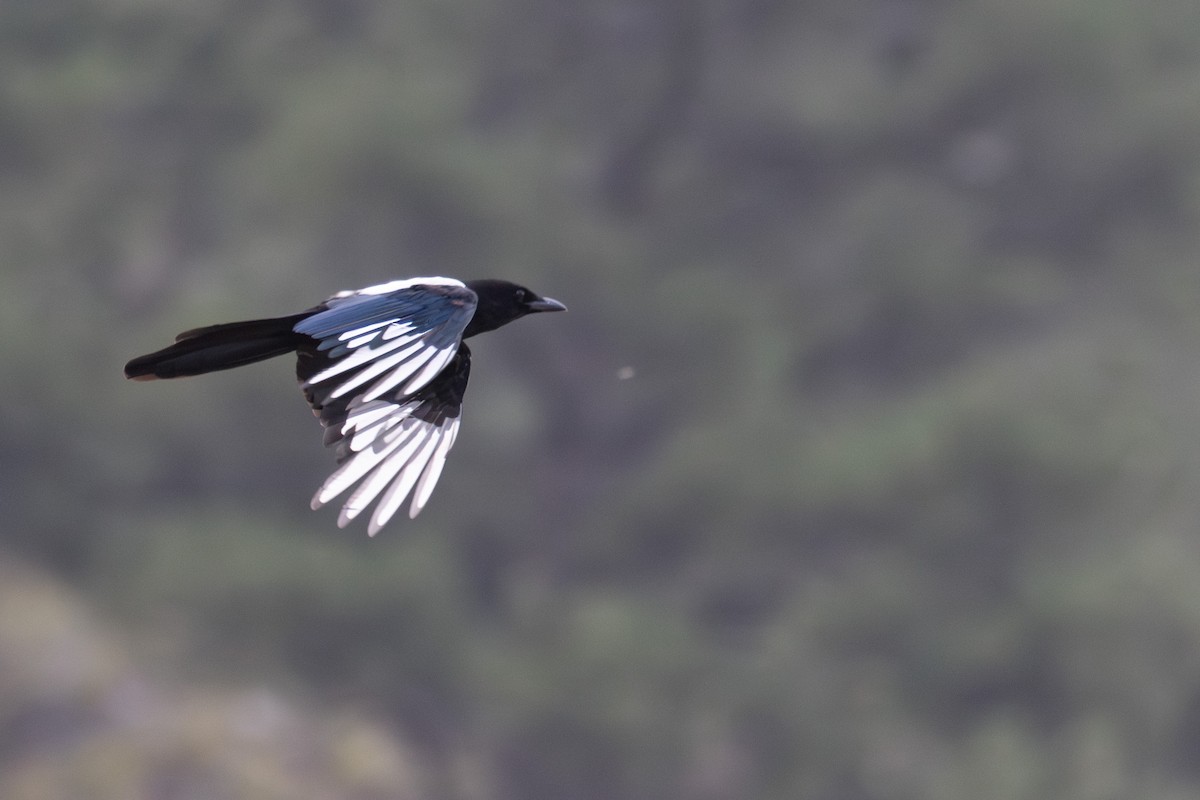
[124,314,311,380]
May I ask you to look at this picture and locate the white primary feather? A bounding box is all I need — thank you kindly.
[345,330,385,349]
[337,425,434,527]
[313,428,414,507]
[368,431,445,535]
[342,400,401,441]
[311,399,419,506]
[311,407,462,532]
[338,319,395,342]
[327,340,426,400]
[382,323,414,339]
[400,347,458,396]
[359,345,442,402]
[410,418,460,517]
[348,412,401,453]
[312,430,410,509]
[308,331,420,385]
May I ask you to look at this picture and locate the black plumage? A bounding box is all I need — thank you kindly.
[125,277,566,534]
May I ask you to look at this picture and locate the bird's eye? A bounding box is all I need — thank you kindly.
[514,289,527,302]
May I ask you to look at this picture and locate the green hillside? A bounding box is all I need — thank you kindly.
[3,1,1200,797]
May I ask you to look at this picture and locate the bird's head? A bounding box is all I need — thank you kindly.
[463,279,567,337]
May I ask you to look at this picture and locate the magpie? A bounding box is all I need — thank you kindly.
[125,277,566,535]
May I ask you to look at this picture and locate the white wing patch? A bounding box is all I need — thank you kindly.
[301,280,472,405]
[310,396,462,535]
[306,330,433,398]
[303,324,461,405]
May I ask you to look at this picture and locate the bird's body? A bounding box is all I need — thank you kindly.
[125,277,565,535]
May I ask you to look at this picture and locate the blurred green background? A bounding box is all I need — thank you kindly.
[4,1,1200,798]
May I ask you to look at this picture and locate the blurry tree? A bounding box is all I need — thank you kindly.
[2,0,1200,798]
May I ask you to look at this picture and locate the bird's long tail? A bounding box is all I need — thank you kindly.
[124,313,312,380]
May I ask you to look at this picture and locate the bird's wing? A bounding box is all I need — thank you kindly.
[293,279,477,534]
[294,278,477,402]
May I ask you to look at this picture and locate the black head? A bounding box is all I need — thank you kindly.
[463,279,566,338]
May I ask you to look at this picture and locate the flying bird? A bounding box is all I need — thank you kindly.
[125,277,566,535]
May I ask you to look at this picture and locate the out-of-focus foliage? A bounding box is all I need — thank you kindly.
[4,0,1200,797]
[0,561,430,800]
